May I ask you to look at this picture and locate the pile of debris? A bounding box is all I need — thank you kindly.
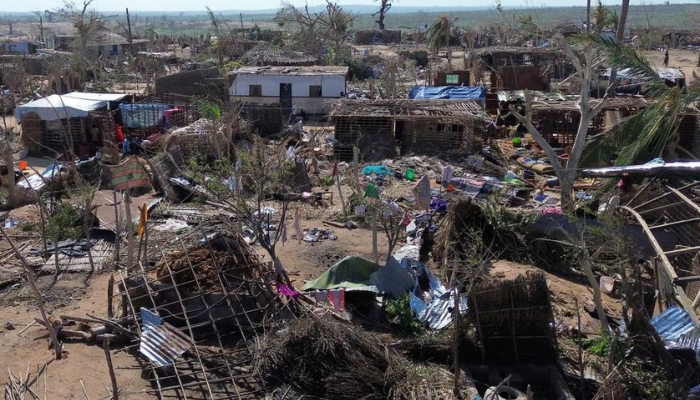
[254,314,458,399]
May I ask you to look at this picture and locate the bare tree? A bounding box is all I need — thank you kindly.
[373,0,395,31]
[57,0,106,92]
[275,1,354,62]
[510,36,612,212]
[59,0,105,56]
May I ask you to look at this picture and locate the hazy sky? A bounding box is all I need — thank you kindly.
[4,0,668,13]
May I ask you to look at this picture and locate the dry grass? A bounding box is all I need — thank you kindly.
[253,314,463,399]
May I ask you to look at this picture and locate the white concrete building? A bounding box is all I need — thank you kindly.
[228,66,349,114]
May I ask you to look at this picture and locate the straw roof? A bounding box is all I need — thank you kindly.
[240,43,317,66]
[474,46,565,56]
[529,96,655,113]
[330,99,490,121]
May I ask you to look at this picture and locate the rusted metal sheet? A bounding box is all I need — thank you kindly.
[139,308,192,367]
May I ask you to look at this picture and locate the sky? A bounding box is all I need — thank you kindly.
[3,0,672,13]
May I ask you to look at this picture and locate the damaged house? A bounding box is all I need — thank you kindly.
[228,66,349,116]
[330,99,490,161]
[14,92,128,157]
[474,47,575,91]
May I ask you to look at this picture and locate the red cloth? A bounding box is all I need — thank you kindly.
[115,124,124,143]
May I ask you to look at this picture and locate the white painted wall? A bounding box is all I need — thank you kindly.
[230,74,346,99]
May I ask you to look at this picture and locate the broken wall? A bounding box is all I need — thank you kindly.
[355,30,402,45]
[333,116,396,161]
[497,66,548,91]
[411,120,476,156]
[242,104,285,136]
[155,66,228,103]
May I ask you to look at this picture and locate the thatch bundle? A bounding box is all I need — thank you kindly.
[254,315,410,399]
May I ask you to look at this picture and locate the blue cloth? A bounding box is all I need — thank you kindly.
[408,86,487,100]
[362,165,393,176]
[119,104,169,129]
[122,138,130,154]
[430,198,447,213]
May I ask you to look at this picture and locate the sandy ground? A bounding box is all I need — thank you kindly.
[0,273,151,399]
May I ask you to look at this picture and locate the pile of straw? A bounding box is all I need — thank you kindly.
[254,315,409,399]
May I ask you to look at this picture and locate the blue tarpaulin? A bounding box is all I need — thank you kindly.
[408,86,486,100]
[119,103,169,129]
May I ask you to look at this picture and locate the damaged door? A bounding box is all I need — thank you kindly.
[280,83,292,116]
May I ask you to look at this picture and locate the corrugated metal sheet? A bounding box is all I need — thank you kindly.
[139,308,192,367]
[651,306,696,343]
[17,163,62,191]
[672,327,700,352]
[409,273,468,330]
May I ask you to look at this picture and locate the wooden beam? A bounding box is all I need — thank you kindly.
[650,217,700,231]
[634,180,700,211]
[673,276,700,284]
[665,245,700,257]
[621,206,699,324]
[638,197,700,216]
[666,185,700,215]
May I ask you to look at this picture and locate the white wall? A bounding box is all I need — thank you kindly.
[230,74,346,99]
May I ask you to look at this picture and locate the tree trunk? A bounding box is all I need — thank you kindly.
[608,0,630,93]
[581,249,611,334]
[3,148,19,207]
[83,200,95,274]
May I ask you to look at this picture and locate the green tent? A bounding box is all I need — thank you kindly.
[302,256,381,291]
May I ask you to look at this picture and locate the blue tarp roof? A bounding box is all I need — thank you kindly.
[408,86,486,100]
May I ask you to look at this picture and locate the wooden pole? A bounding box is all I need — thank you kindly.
[576,298,584,400]
[143,214,148,266]
[452,287,461,397]
[371,205,378,264]
[107,275,114,318]
[124,190,134,271]
[112,191,120,268]
[126,8,134,55]
[336,173,347,217]
[103,335,119,400]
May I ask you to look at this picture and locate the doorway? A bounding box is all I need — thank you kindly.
[279,83,292,116]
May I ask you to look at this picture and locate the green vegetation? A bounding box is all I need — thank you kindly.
[48,203,83,241]
[385,294,423,334]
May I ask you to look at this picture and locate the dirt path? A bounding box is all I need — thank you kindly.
[261,218,391,288]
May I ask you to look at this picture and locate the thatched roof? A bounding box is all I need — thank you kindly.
[330,99,490,121]
[240,43,317,66]
[474,46,565,56]
[87,30,129,47]
[531,96,655,112]
[498,91,655,112]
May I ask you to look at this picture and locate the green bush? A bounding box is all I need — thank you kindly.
[49,203,83,241]
[385,294,423,334]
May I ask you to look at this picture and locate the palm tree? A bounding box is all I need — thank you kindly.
[427,15,454,70]
[581,35,697,173]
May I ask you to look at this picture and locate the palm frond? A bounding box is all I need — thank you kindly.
[426,15,451,53]
[581,88,685,168]
[586,33,660,83]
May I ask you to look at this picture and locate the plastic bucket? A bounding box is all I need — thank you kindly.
[18,160,27,170]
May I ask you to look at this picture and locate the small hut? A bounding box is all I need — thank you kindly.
[330,99,490,161]
[474,47,575,91]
